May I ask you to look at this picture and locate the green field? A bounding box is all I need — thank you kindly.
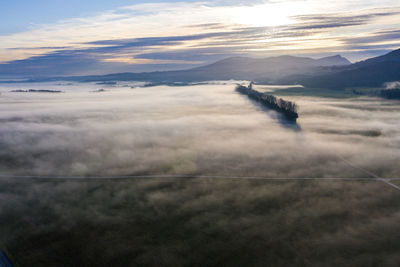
[259,86,382,99]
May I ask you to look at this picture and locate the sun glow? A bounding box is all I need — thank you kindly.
[232,2,310,27]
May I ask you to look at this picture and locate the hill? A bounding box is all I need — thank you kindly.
[20,54,351,84]
[292,48,400,89]
[10,49,400,90]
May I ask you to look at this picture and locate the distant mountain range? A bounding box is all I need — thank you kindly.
[35,54,347,84]
[282,48,400,89]
[11,48,400,90]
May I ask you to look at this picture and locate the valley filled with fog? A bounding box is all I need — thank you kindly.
[1,81,399,179]
[2,81,400,267]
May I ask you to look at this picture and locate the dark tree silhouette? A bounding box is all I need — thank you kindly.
[380,89,400,99]
[236,83,299,121]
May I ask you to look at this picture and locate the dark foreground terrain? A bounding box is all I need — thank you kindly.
[1,177,400,267]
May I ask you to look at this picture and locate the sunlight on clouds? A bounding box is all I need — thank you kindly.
[0,0,399,66]
[232,2,309,27]
[0,50,40,62]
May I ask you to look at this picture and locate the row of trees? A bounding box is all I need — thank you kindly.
[236,83,298,121]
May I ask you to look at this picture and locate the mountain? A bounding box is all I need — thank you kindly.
[10,49,400,91]
[315,55,351,66]
[354,48,400,67]
[23,54,350,84]
[188,55,350,81]
[292,48,400,89]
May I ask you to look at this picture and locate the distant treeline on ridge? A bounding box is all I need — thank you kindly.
[236,82,299,121]
[380,89,400,100]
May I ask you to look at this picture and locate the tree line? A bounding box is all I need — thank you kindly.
[236,83,298,121]
[380,89,400,100]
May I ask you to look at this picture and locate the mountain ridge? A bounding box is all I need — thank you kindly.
[290,48,400,89]
[17,54,351,83]
[5,49,400,90]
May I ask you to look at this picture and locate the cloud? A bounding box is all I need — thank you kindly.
[292,10,400,31]
[342,29,400,46]
[384,81,400,89]
[7,46,70,50]
[0,1,400,75]
[0,28,272,76]
[185,23,229,30]
[85,32,232,47]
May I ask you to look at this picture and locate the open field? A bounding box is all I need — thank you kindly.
[1,177,400,267]
[262,86,382,99]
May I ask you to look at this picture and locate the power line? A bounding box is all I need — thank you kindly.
[0,174,394,181]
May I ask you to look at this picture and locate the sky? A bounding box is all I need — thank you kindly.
[0,0,400,76]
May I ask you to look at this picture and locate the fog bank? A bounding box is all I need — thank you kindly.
[0,82,399,178]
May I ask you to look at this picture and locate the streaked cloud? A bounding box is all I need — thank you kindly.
[292,10,400,30]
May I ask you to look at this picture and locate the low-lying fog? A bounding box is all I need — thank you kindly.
[0,81,399,178]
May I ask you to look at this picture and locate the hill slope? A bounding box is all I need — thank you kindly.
[294,48,400,89]
[13,49,400,90]
[23,54,351,83]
